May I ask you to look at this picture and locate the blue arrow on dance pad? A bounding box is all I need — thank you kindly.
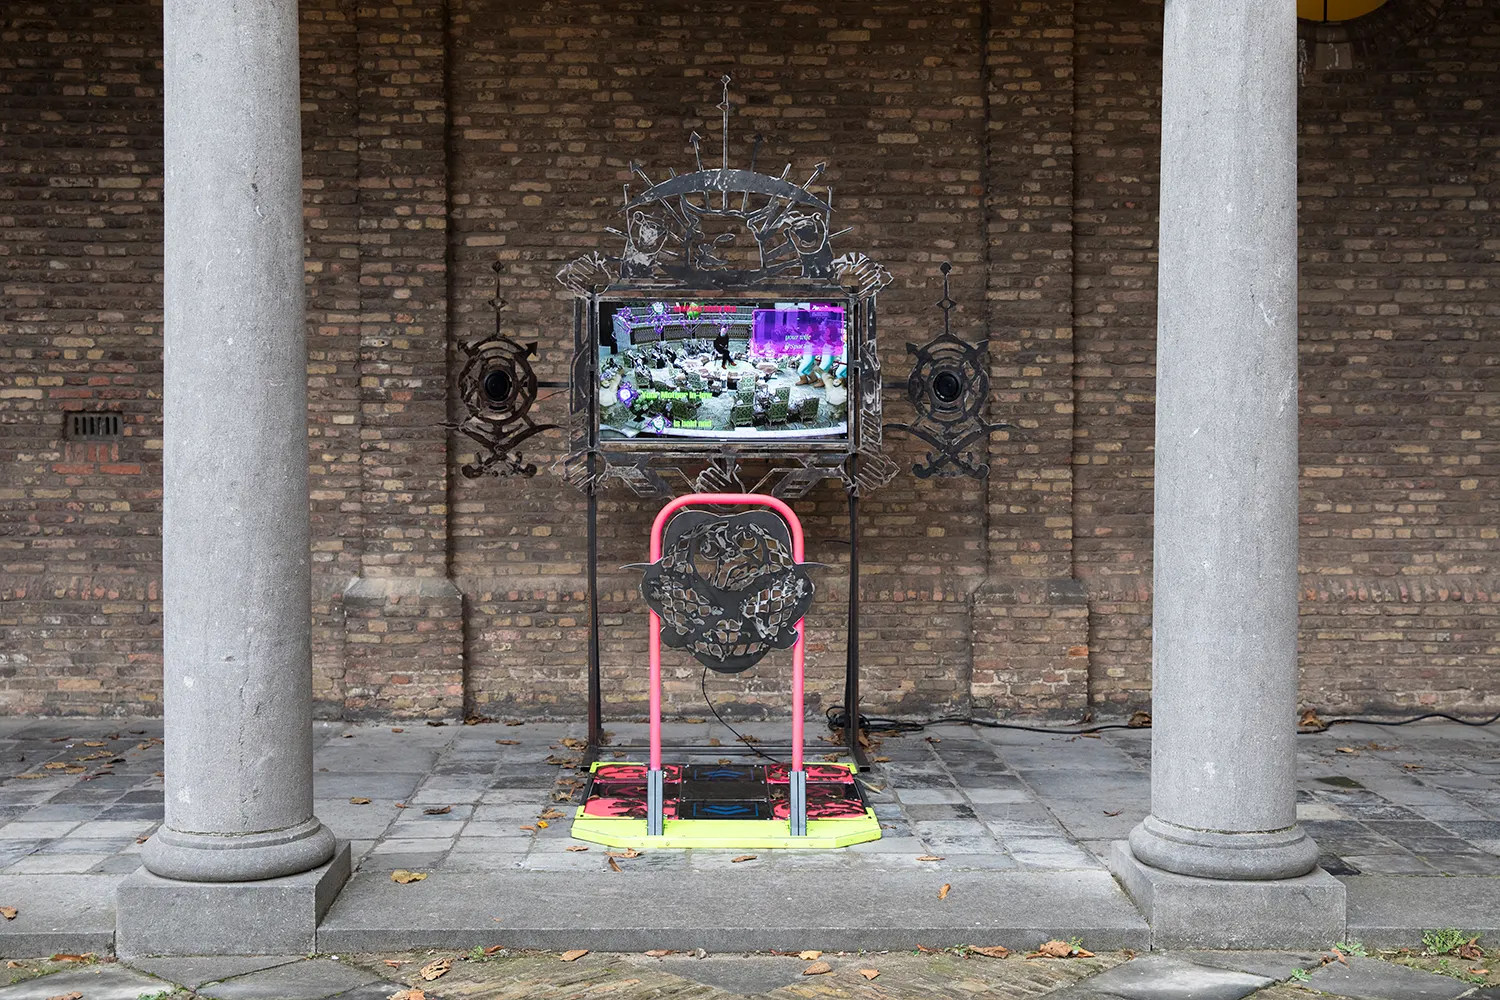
[700,769,744,780]
[700,803,752,816]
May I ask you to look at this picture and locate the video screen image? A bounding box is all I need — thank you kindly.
[597,300,850,442]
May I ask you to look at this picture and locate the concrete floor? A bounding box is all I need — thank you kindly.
[0,716,1497,957]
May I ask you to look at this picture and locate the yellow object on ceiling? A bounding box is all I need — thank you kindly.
[1297,0,1389,22]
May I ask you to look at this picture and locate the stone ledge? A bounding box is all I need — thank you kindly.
[1108,841,1346,950]
[115,841,351,957]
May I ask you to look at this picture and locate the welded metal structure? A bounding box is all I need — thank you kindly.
[886,262,1011,478]
[456,78,1012,763]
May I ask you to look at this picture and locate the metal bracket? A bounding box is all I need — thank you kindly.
[789,770,808,836]
[646,768,664,837]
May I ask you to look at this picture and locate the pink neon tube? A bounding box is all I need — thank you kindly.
[648,493,806,774]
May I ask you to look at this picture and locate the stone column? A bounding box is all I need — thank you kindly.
[147,0,336,884]
[1126,0,1317,881]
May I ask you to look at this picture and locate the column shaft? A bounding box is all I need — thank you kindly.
[151,0,335,882]
[1127,0,1318,880]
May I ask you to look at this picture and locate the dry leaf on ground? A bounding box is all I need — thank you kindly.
[1027,940,1093,959]
[858,969,880,980]
[732,855,757,863]
[389,990,426,1000]
[350,797,371,805]
[1335,746,1359,754]
[418,958,452,981]
[799,950,821,960]
[938,883,951,900]
[969,945,1010,959]
[496,739,520,745]
[540,808,565,820]
[49,955,92,963]
[519,825,536,831]
[562,737,588,749]
[383,960,405,968]
[566,845,590,852]
[608,857,622,872]
[4,961,19,968]
[1459,938,1485,960]
[560,949,589,962]
[874,756,891,763]
[43,762,68,770]
[802,961,832,976]
[390,870,427,884]
[391,728,404,733]
[394,802,409,809]
[423,805,452,815]
[916,855,944,862]
[45,992,83,1000]
[644,949,672,957]
[1103,809,1122,817]
[606,848,641,859]
[0,906,16,920]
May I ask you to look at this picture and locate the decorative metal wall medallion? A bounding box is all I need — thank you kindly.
[455,262,558,479]
[886,262,1010,478]
[635,509,815,673]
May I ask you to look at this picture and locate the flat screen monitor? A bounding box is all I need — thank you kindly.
[596,297,851,444]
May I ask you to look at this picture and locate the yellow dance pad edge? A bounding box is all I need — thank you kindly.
[568,761,883,850]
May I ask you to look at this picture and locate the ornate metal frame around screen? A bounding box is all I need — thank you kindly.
[553,77,898,501]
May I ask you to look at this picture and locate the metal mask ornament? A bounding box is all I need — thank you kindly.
[635,509,815,674]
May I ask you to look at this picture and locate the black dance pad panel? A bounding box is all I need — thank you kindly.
[581,761,870,822]
[680,799,774,820]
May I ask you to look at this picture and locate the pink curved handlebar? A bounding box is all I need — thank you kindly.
[648,493,805,773]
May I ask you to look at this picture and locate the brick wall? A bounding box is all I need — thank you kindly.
[2,0,1496,719]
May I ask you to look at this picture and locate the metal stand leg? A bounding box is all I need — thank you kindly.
[647,768,664,837]
[790,770,807,837]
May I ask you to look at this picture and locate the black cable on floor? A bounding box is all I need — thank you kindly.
[1308,710,1500,730]
[703,665,785,765]
[826,705,1500,738]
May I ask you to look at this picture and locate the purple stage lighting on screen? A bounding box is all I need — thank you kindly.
[750,307,844,358]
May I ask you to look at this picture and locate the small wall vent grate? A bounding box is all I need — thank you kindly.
[67,412,123,441]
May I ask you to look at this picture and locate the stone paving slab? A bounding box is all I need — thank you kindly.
[1050,953,1272,999]
[0,965,164,999]
[1302,954,1476,1000]
[0,874,122,956]
[1344,874,1500,947]
[127,954,305,989]
[198,958,385,1000]
[316,869,1150,954]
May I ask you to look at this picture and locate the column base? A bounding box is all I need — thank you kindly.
[117,840,351,957]
[144,816,338,882]
[1109,841,1345,949]
[1128,812,1320,880]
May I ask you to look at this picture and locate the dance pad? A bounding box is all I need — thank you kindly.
[570,761,882,849]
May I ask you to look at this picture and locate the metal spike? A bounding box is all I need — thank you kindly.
[689,131,703,172]
[801,162,826,190]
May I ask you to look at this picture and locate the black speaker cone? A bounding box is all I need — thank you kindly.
[483,368,513,404]
[932,369,963,405]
